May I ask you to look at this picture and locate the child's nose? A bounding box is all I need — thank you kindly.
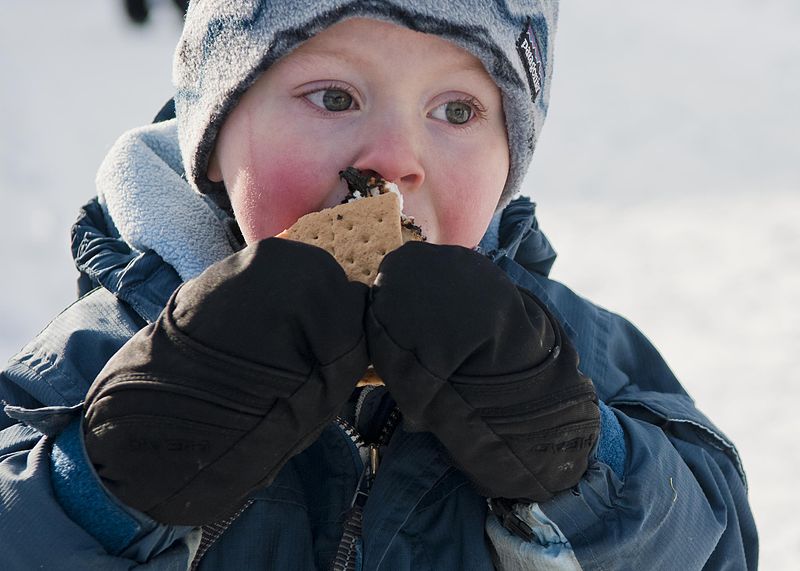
[351,128,425,193]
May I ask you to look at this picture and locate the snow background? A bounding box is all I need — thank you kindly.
[0,0,797,566]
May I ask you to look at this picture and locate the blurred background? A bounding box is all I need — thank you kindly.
[1,0,797,567]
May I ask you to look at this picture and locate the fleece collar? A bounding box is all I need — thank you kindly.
[94,119,240,282]
[478,196,557,277]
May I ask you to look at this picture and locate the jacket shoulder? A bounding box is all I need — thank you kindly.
[2,288,145,411]
[498,258,676,398]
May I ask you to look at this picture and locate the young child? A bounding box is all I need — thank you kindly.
[0,1,757,569]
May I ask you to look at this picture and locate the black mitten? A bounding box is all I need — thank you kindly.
[83,238,369,525]
[366,242,600,501]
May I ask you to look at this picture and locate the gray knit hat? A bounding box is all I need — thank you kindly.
[174,0,558,209]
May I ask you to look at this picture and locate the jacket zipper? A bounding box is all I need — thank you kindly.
[330,408,401,571]
[189,498,255,570]
[188,417,369,570]
[189,407,400,570]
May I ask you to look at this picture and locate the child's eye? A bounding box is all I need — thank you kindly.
[305,88,356,112]
[429,98,485,126]
[431,101,472,125]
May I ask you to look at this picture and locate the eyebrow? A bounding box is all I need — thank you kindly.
[454,56,491,76]
[289,47,490,79]
[286,49,367,72]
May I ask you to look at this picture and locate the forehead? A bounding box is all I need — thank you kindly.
[282,17,494,81]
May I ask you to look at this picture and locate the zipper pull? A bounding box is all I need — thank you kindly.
[489,498,534,542]
[350,444,381,509]
[369,444,380,478]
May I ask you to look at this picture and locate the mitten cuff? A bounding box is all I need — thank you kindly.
[595,401,626,479]
[50,417,195,559]
[50,417,143,554]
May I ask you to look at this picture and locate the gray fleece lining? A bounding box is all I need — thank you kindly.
[95,120,237,281]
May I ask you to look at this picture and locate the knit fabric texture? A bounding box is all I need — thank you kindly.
[173,0,559,209]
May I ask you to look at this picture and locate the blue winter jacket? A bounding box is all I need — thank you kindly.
[0,123,756,569]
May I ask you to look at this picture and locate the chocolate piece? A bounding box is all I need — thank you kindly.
[339,167,373,200]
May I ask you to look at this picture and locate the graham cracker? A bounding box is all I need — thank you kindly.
[282,192,405,285]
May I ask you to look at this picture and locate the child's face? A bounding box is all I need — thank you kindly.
[208,18,509,247]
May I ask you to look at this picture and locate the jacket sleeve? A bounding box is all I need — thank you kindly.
[486,400,623,571]
[0,289,198,569]
[485,260,757,570]
[487,392,756,570]
[546,395,752,569]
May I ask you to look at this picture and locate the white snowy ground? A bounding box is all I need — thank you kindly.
[1,0,797,567]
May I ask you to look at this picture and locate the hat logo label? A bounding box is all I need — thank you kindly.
[516,18,543,103]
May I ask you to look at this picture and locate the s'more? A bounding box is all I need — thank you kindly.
[278,167,426,386]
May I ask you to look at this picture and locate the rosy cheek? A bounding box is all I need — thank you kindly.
[435,172,502,248]
[234,153,337,243]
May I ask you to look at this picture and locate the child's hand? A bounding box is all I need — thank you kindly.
[366,242,600,501]
[83,238,369,525]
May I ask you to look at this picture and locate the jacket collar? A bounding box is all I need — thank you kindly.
[72,120,242,323]
[478,196,557,277]
[71,197,182,324]
[94,120,240,282]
